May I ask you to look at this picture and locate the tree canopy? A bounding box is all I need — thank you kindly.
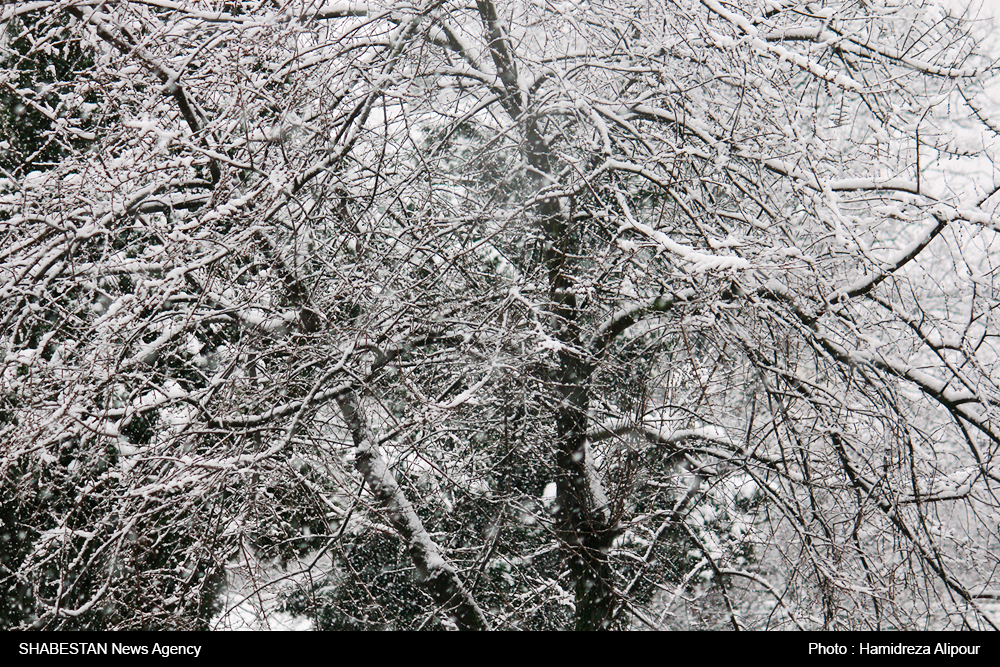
[2,0,1000,630]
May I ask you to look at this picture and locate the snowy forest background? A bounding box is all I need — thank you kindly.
[2,0,1000,631]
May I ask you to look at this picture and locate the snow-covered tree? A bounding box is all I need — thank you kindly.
[2,0,1000,630]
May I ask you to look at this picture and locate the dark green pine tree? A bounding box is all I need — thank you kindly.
[0,11,99,178]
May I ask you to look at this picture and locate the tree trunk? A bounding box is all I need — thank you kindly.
[476,0,618,629]
[335,388,489,630]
